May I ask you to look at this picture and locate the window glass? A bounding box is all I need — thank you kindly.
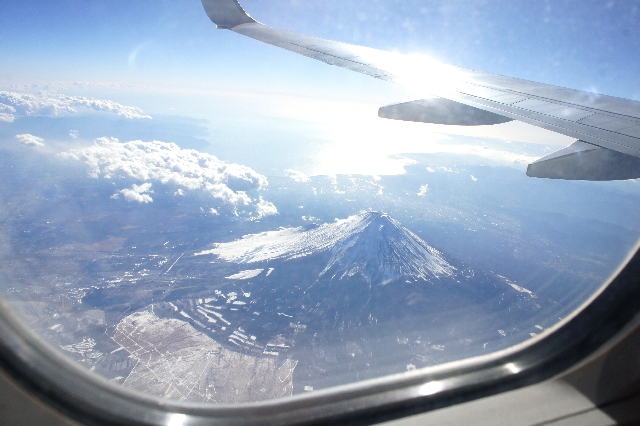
[1,0,639,403]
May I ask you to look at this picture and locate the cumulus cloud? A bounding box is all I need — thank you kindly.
[0,103,16,122]
[69,130,79,139]
[285,169,310,183]
[61,138,270,215]
[115,183,153,203]
[0,91,151,121]
[254,197,278,219]
[16,133,45,147]
[417,184,429,197]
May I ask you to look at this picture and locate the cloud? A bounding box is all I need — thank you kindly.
[0,91,151,121]
[0,103,16,122]
[417,184,429,197]
[115,183,153,203]
[254,197,278,219]
[285,169,310,183]
[69,130,79,139]
[62,138,270,215]
[16,133,45,147]
[0,103,16,113]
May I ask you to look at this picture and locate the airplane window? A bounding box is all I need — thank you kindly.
[0,0,639,411]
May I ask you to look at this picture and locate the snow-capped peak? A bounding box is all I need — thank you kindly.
[321,212,455,284]
[195,212,455,284]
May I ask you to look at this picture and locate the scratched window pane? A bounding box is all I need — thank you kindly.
[1,1,639,403]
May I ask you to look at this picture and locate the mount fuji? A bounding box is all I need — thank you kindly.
[191,211,541,330]
[197,211,456,286]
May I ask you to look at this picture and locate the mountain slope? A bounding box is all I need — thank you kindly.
[196,212,455,285]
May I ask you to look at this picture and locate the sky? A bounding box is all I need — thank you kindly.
[1,0,639,94]
[1,0,640,176]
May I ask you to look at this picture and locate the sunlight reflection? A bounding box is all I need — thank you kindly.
[271,95,548,176]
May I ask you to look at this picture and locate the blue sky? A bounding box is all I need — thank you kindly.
[2,0,639,96]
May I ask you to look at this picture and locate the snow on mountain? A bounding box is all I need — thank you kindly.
[196,212,455,284]
[320,212,455,284]
[225,269,264,280]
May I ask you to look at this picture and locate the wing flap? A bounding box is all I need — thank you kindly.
[449,90,640,158]
[578,114,640,139]
[378,99,513,126]
[469,72,640,120]
[526,141,640,181]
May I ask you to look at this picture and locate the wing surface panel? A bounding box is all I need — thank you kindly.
[578,114,640,139]
[468,71,640,119]
[448,91,640,158]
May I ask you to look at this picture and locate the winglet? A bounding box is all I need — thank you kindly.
[201,0,257,29]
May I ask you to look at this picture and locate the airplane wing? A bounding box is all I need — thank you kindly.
[201,0,640,181]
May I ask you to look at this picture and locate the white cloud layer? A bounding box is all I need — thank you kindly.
[0,91,151,121]
[62,138,270,214]
[16,133,45,147]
